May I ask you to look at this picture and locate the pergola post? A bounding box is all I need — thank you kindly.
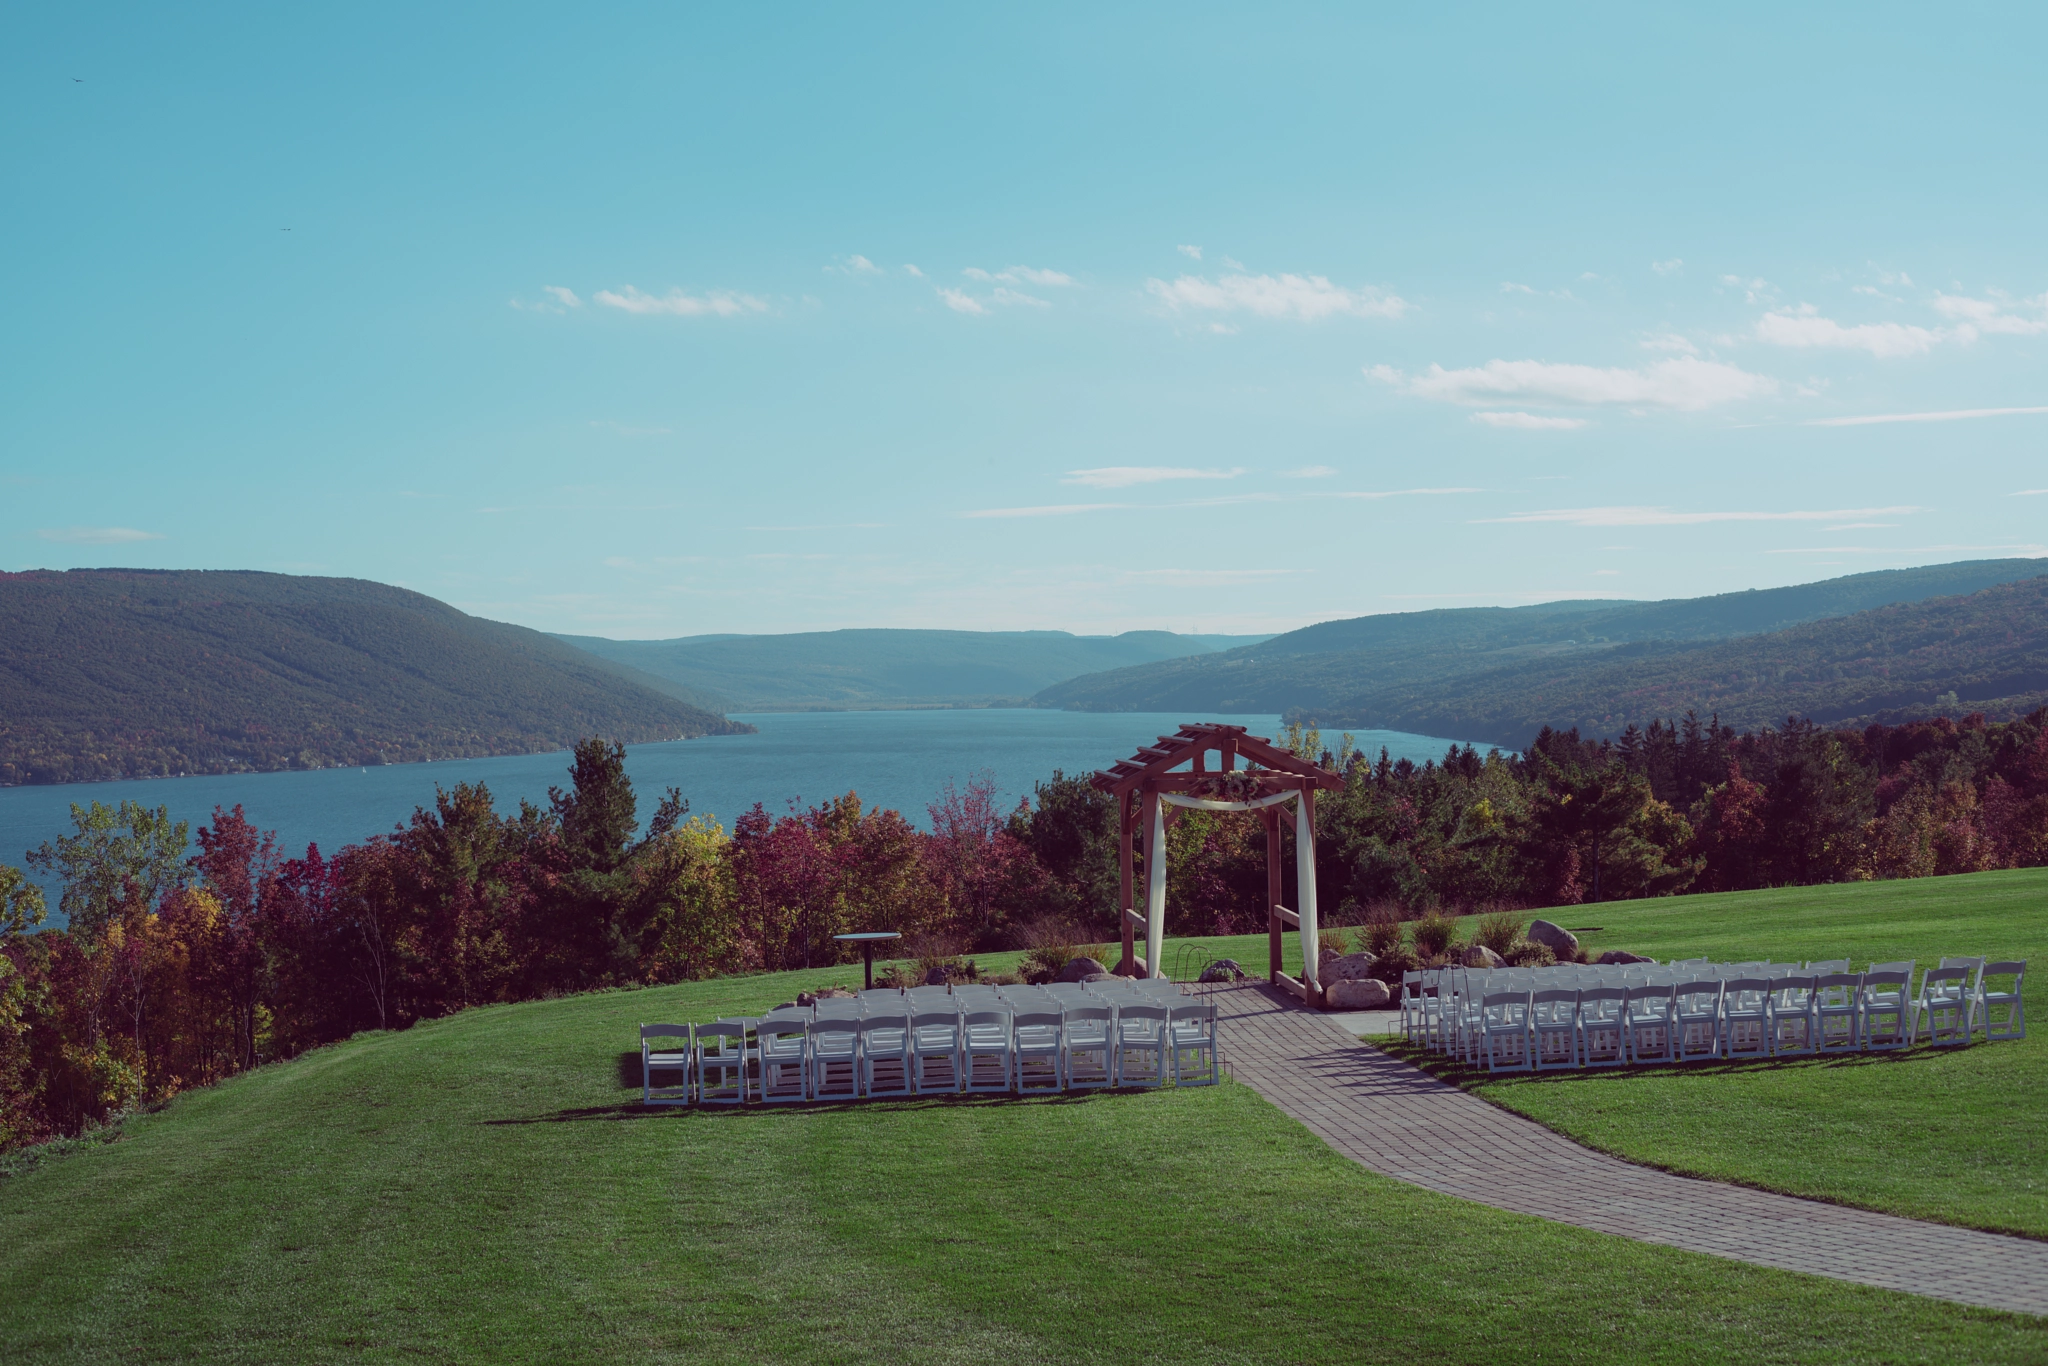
[1264,807,1283,983]
[1118,792,1136,975]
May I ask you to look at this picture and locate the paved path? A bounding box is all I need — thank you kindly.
[1200,980,2048,1317]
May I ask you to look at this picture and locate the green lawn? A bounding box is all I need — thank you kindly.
[1373,868,2047,1240]
[2,943,2042,1362]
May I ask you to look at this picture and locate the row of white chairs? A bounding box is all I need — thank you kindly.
[1400,956,2025,1073]
[641,979,1218,1104]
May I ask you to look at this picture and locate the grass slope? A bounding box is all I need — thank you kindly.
[2,947,2041,1361]
[1370,868,2047,1239]
[0,569,750,785]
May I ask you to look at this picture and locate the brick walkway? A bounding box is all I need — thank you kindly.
[1200,981,2048,1316]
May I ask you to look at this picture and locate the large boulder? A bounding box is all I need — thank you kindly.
[795,987,856,1006]
[1597,950,1656,965]
[1324,978,1392,1010]
[1461,944,1505,969]
[1078,972,1119,983]
[1322,951,1379,982]
[1057,956,1109,983]
[1525,919,1579,957]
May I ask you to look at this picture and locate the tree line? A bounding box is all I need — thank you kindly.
[4,709,2046,1150]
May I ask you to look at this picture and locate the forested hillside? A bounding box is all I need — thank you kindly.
[554,627,1269,710]
[0,570,750,785]
[1312,576,2048,748]
[1034,558,2048,731]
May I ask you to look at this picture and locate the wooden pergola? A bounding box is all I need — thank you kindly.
[1091,723,1344,1006]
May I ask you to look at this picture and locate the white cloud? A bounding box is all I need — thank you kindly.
[1177,244,1202,260]
[1148,273,1409,322]
[1501,282,1574,300]
[962,503,1124,519]
[1721,275,1778,305]
[1805,405,2048,428]
[1755,305,1941,357]
[833,254,882,275]
[1639,333,1699,355]
[594,286,769,317]
[1328,487,1484,500]
[37,526,163,543]
[543,286,582,308]
[1063,466,1243,489]
[963,265,1074,287]
[1479,505,1918,527]
[1472,411,1591,430]
[989,287,1049,308]
[1280,465,1337,478]
[1652,258,1683,276]
[1368,356,1775,411]
[938,288,987,315]
[1931,291,2048,336]
[1825,522,1898,531]
[1851,284,1902,303]
[2013,488,2048,497]
[904,264,925,278]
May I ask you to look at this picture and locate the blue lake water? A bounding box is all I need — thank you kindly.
[0,711,1490,917]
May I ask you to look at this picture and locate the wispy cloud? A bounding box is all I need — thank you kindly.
[1176,244,1203,260]
[1930,291,2048,336]
[1768,543,2048,556]
[834,254,883,276]
[1148,273,1409,322]
[1639,333,1699,355]
[963,265,1075,287]
[1280,465,1337,479]
[744,523,888,531]
[903,264,925,278]
[1472,411,1590,430]
[1123,567,1293,586]
[1755,305,1941,357]
[961,503,1125,519]
[543,286,582,308]
[1368,357,1775,411]
[1501,282,1575,300]
[2010,488,2048,497]
[1721,275,1778,305]
[1063,466,1243,489]
[594,286,769,317]
[36,526,163,544]
[1480,505,1918,527]
[1805,405,2048,428]
[1652,258,1683,276]
[1329,487,1484,500]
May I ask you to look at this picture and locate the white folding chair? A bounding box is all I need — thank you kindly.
[1169,1002,1219,1086]
[911,1007,964,1094]
[694,1020,749,1105]
[640,1023,693,1105]
[1063,1003,1115,1089]
[809,1017,862,1100]
[1978,961,2026,1042]
[1624,982,1675,1064]
[1718,976,1772,1061]
[1670,980,1724,1062]
[1530,987,1580,1070]
[1012,1009,1066,1093]
[1575,985,1628,1067]
[1813,972,1863,1053]
[1114,1004,1168,1087]
[757,1016,811,1103]
[861,1010,913,1097]
[1860,967,1914,1051]
[1769,974,1817,1056]
[962,1008,1015,1093]
[1399,970,1426,1041]
[1911,965,1974,1046]
[1482,989,1533,1073]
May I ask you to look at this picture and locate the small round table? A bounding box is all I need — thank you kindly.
[834,931,903,990]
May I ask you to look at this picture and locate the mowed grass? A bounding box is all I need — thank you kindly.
[2,953,2044,1363]
[1368,868,2048,1240]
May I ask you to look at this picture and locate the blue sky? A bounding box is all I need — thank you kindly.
[6,4,2046,638]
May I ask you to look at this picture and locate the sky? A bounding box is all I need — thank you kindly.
[6,3,2046,639]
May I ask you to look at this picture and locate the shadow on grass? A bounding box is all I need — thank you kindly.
[1375,1037,1955,1089]
[485,1088,1130,1127]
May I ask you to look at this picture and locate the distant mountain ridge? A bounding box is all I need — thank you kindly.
[552,628,1272,711]
[1030,559,2048,741]
[0,569,749,786]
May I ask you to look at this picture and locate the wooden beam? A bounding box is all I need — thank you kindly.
[1122,908,1147,931]
[1274,971,1307,1000]
[1273,905,1300,928]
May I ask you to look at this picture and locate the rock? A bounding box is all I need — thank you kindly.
[1079,971,1118,983]
[1324,978,1392,1010]
[1460,944,1505,969]
[1525,919,1579,957]
[1057,956,1109,983]
[1597,950,1656,965]
[1322,951,1379,982]
[924,966,952,986]
[1198,958,1246,983]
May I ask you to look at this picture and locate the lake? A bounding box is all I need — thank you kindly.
[0,711,1492,917]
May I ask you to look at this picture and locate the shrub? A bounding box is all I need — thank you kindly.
[1473,911,1524,958]
[1361,902,1403,956]
[1317,927,1348,962]
[1366,947,1419,985]
[1411,910,1462,960]
[1503,940,1556,968]
[1020,942,1078,983]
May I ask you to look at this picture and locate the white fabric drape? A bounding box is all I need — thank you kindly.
[1157,788,1317,986]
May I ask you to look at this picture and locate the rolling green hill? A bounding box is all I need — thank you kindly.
[1033,558,2048,741]
[553,627,1270,711]
[0,569,750,785]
